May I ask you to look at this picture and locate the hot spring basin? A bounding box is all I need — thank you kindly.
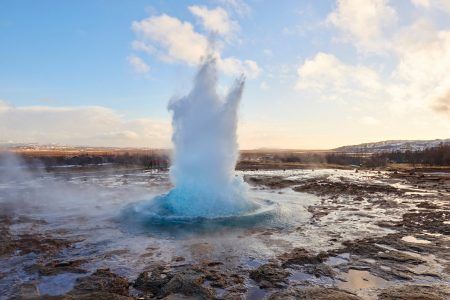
[121,196,279,235]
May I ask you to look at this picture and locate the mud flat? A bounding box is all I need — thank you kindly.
[0,168,449,299]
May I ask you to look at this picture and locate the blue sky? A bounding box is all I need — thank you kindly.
[1,0,450,149]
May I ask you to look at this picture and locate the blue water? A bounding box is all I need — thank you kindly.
[120,194,279,236]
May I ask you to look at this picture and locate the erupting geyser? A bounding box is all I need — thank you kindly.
[163,56,254,217]
[126,56,261,222]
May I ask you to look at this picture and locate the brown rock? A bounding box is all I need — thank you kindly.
[279,248,327,267]
[378,285,450,300]
[134,265,173,295]
[161,272,214,300]
[26,259,88,276]
[269,286,361,300]
[70,269,130,297]
[249,264,290,289]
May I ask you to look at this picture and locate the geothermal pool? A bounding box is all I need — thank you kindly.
[1,167,449,299]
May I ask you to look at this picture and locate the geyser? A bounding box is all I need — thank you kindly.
[126,56,261,222]
[162,56,255,217]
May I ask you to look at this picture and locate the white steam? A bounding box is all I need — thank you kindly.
[163,56,253,217]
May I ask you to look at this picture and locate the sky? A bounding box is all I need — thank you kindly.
[1,0,450,149]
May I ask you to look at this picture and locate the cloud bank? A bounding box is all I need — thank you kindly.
[296,0,450,120]
[130,6,260,78]
[1,101,308,149]
[0,101,171,148]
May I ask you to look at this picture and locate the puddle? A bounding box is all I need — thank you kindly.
[38,273,82,296]
[246,285,266,300]
[338,269,388,290]
[401,235,432,244]
[289,270,334,286]
[326,253,350,266]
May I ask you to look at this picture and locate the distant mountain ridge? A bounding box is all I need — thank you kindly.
[2,139,450,153]
[334,139,450,153]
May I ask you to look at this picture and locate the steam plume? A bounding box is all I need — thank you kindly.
[163,56,252,217]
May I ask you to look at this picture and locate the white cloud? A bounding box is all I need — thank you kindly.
[132,14,208,65]
[432,88,450,115]
[0,100,9,111]
[296,52,383,103]
[131,40,156,54]
[263,49,273,56]
[216,0,251,17]
[188,6,238,37]
[411,0,430,7]
[259,81,269,90]
[309,1,450,121]
[411,0,450,12]
[388,21,450,116]
[360,116,381,126]
[131,12,260,78]
[242,59,261,79]
[127,55,150,73]
[0,103,171,147]
[327,0,397,52]
[219,57,256,78]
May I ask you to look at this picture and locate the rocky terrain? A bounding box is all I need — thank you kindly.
[0,168,449,299]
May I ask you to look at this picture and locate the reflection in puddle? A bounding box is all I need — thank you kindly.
[326,253,350,266]
[338,269,388,290]
[38,273,82,296]
[246,286,266,300]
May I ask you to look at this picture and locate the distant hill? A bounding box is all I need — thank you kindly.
[334,139,450,153]
[2,139,450,154]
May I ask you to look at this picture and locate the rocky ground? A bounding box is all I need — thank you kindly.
[0,168,449,299]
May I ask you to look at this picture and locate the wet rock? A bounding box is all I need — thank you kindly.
[390,171,450,193]
[26,259,88,276]
[378,284,450,300]
[305,263,336,278]
[204,261,223,267]
[101,249,130,259]
[172,256,186,262]
[70,268,130,297]
[0,223,73,257]
[416,202,440,209]
[203,269,243,289]
[329,233,438,281]
[18,234,74,255]
[219,292,246,300]
[190,262,244,290]
[307,205,334,219]
[0,215,73,257]
[161,271,214,300]
[400,211,450,235]
[371,198,400,208]
[10,283,40,300]
[63,292,133,299]
[293,179,402,198]
[336,236,390,257]
[134,266,215,299]
[244,176,299,189]
[376,250,425,264]
[134,265,173,295]
[268,286,361,300]
[249,264,290,288]
[279,247,327,267]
